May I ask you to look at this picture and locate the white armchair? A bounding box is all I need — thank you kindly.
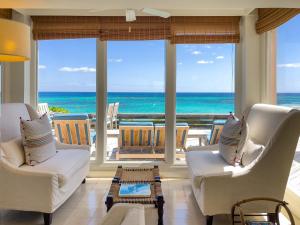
[0,103,90,225]
[186,104,300,225]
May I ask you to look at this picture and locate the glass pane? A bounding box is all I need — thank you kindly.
[277,15,300,108]
[106,40,165,161]
[176,44,235,163]
[38,39,97,160]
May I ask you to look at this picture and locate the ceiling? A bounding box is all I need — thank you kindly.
[1,0,300,16]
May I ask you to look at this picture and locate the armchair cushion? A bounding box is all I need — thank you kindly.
[219,117,245,165]
[0,137,25,167]
[20,149,90,187]
[20,114,56,166]
[241,139,264,166]
[186,150,243,187]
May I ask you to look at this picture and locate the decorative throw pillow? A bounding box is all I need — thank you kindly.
[20,114,56,166]
[0,137,25,167]
[219,115,245,165]
[241,139,264,166]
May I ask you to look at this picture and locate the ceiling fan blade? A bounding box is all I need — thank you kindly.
[142,8,170,18]
[126,9,136,22]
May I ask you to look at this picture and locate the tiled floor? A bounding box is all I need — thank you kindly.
[0,179,231,225]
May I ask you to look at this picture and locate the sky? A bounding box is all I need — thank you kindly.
[38,15,300,93]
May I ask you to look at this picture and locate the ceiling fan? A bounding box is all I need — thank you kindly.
[126,8,171,22]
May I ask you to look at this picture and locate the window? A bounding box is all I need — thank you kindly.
[176,44,235,163]
[106,40,165,161]
[0,63,2,103]
[277,15,300,108]
[38,39,96,160]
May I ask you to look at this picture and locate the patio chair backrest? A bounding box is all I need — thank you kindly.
[107,103,114,119]
[176,124,189,150]
[112,102,119,119]
[209,120,226,145]
[53,114,91,146]
[154,123,189,150]
[118,122,154,149]
[37,103,50,116]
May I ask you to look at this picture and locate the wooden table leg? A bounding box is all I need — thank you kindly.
[105,195,113,212]
[157,195,164,225]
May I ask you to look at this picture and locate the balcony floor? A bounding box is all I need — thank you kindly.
[89,129,211,161]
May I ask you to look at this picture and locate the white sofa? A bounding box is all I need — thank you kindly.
[0,103,90,225]
[186,104,300,225]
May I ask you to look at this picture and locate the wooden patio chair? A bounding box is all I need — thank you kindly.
[116,122,155,160]
[112,102,119,129]
[154,123,189,150]
[107,103,114,129]
[37,103,53,117]
[209,120,226,145]
[53,114,92,146]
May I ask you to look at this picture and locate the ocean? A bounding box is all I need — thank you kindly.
[38,92,300,114]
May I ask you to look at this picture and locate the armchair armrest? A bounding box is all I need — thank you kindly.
[55,139,90,151]
[187,144,219,152]
[0,159,59,212]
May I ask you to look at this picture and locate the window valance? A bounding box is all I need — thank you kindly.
[256,8,300,34]
[32,16,241,44]
[170,16,240,44]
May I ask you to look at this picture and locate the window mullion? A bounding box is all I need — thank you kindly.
[165,40,176,164]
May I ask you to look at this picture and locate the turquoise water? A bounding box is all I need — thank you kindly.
[38,92,300,114]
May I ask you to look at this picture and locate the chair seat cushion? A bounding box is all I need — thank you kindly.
[20,149,90,187]
[186,150,243,187]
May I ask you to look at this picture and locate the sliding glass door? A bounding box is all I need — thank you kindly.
[175,44,235,163]
[106,40,165,161]
[276,15,300,108]
[38,39,97,160]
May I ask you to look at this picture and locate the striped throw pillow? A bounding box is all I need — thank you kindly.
[20,114,56,166]
[219,116,245,165]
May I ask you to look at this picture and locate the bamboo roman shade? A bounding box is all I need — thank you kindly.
[32,16,241,44]
[99,16,171,41]
[170,16,240,44]
[32,16,102,40]
[0,9,12,19]
[256,8,300,34]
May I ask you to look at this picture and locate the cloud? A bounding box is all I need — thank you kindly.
[59,67,96,73]
[191,51,201,55]
[277,63,300,68]
[108,58,123,63]
[38,65,46,69]
[204,45,211,49]
[197,60,214,64]
[216,56,224,59]
[178,62,183,65]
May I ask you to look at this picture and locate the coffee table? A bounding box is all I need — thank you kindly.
[105,165,165,225]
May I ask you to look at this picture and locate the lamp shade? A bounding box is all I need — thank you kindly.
[0,18,30,62]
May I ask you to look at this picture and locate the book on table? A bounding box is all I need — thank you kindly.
[246,222,274,225]
[119,183,151,198]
